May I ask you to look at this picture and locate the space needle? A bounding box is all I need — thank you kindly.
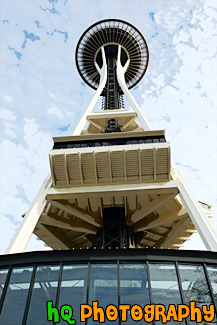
[0,19,216,325]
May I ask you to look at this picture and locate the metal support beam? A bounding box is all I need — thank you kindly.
[130,192,178,224]
[133,206,188,232]
[155,217,190,248]
[47,199,101,227]
[37,224,72,249]
[46,181,179,200]
[40,214,97,234]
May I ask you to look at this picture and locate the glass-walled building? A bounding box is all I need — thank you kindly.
[0,249,216,324]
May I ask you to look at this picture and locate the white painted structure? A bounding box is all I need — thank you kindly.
[6,26,217,254]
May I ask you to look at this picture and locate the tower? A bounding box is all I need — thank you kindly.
[0,19,217,325]
[5,19,217,253]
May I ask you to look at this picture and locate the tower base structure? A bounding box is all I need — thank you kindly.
[0,249,217,324]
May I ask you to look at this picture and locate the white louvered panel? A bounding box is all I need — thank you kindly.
[126,150,139,180]
[140,149,154,177]
[52,155,67,185]
[110,151,125,182]
[156,148,169,174]
[96,152,110,183]
[66,154,81,185]
[81,153,95,184]
[50,142,170,187]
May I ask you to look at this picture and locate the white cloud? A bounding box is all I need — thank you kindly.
[47,105,64,119]
[0,108,16,120]
[1,93,14,103]
[0,216,17,254]
[48,91,57,100]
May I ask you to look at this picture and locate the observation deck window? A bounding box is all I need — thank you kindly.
[149,263,182,307]
[88,264,118,325]
[53,136,166,150]
[0,266,33,325]
[58,264,88,325]
[0,269,8,301]
[207,266,217,303]
[26,265,60,325]
[119,263,150,324]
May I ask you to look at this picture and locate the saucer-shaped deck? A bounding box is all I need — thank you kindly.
[76,19,149,90]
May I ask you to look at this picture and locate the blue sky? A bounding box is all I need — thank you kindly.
[0,0,217,253]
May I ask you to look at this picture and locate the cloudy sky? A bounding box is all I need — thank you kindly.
[0,0,217,254]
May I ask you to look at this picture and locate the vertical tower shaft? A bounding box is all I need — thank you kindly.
[104,54,121,110]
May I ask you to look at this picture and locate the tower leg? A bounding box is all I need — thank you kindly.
[5,175,52,254]
[73,47,107,135]
[116,45,152,131]
[173,169,217,251]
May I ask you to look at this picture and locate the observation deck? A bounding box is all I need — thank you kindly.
[76,19,149,90]
[49,129,170,187]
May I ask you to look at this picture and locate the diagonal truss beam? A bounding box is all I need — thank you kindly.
[155,217,190,249]
[133,206,188,232]
[47,199,101,227]
[37,224,72,249]
[40,214,97,234]
[130,192,178,224]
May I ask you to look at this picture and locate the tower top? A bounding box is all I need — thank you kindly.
[75,19,149,90]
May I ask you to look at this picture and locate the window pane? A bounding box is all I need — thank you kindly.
[120,263,149,324]
[26,265,60,325]
[178,264,212,306]
[58,264,88,324]
[207,265,217,303]
[149,263,182,325]
[0,267,33,325]
[88,264,118,325]
[0,269,8,301]
[178,264,216,324]
[149,263,182,305]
